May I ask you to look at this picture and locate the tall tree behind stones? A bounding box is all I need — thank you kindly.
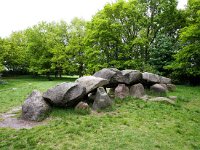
[1,31,29,74]
[25,22,53,79]
[25,21,70,79]
[167,0,200,84]
[47,21,69,78]
[144,0,186,75]
[86,0,144,71]
[66,18,87,77]
[0,38,5,72]
[86,0,181,74]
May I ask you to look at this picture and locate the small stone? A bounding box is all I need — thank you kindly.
[92,87,113,110]
[75,102,90,110]
[168,96,177,101]
[150,84,168,95]
[140,95,150,101]
[148,97,175,104]
[130,83,145,98]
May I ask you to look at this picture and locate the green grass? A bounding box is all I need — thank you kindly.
[0,76,200,150]
[0,75,76,113]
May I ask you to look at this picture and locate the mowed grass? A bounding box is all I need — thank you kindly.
[0,76,76,113]
[0,76,200,150]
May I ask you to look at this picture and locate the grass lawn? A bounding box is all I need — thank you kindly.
[0,76,200,150]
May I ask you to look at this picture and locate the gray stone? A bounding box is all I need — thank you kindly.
[160,76,171,84]
[148,97,175,104]
[130,83,145,98]
[168,96,177,101]
[92,87,113,110]
[166,84,176,92]
[121,70,142,85]
[43,82,86,107]
[76,76,108,93]
[22,90,51,121]
[160,84,168,89]
[142,72,160,84]
[115,84,129,99]
[93,68,124,87]
[150,84,168,95]
[140,95,150,101]
[75,102,90,110]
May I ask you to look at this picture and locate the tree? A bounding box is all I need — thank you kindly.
[0,38,5,72]
[168,0,200,84]
[0,32,29,74]
[25,22,53,78]
[149,33,179,75]
[86,0,181,73]
[86,0,145,72]
[47,21,69,77]
[66,18,87,77]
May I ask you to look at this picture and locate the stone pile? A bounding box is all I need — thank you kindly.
[21,68,176,121]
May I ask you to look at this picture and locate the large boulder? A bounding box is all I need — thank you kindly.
[130,83,145,98]
[115,84,129,99]
[142,72,160,84]
[160,76,171,84]
[92,87,113,110]
[121,70,142,85]
[43,82,86,107]
[21,90,51,121]
[93,68,124,87]
[150,84,168,95]
[76,76,108,94]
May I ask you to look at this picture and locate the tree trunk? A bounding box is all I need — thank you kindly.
[78,63,84,77]
[46,72,51,81]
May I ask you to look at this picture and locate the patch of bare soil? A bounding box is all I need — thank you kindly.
[0,106,47,129]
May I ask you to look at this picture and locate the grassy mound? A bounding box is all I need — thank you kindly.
[0,76,200,149]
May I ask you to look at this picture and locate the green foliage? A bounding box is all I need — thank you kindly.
[85,0,182,73]
[25,21,70,78]
[21,19,87,78]
[25,22,55,76]
[66,18,87,77]
[0,0,192,82]
[0,38,5,72]
[149,33,179,75]
[167,0,200,83]
[74,108,91,115]
[3,31,29,72]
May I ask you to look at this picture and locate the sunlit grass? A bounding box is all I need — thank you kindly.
[0,76,200,149]
[0,75,76,113]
